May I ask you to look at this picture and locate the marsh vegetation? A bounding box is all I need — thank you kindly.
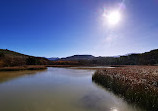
[92,66,158,111]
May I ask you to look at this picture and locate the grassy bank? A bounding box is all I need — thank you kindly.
[0,65,47,71]
[92,66,158,111]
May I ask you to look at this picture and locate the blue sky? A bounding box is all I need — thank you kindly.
[0,0,158,57]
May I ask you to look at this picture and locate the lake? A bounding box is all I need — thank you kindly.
[0,67,145,111]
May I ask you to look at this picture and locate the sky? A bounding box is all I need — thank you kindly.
[0,0,158,57]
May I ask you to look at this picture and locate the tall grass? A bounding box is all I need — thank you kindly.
[92,66,158,111]
[0,65,47,71]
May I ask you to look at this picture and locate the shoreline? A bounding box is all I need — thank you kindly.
[92,66,158,111]
[0,65,147,71]
[0,65,158,110]
[0,65,47,71]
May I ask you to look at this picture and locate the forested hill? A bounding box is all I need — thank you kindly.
[0,49,50,67]
[138,49,158,65]
[0,48,158,67]
[77,49,158,65]
[61,55,95,61]
[117,49,158,65]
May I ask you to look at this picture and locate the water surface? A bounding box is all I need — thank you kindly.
[0,67,145,111]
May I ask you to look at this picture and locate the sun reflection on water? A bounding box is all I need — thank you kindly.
[111,107,118,111]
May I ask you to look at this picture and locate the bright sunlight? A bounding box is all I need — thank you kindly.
[103,10,122,26]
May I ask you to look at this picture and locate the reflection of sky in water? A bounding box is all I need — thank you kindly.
[0,68,145,111]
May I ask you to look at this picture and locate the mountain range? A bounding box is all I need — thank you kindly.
[0,48,158,67]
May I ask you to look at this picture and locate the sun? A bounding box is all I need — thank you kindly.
[103,10,121,26]
[107,11,121,25]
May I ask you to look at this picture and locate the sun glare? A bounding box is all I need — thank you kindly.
[111,108,118,111]
[103,10,121,26]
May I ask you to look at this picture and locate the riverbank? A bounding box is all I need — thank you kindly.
[46,65,80,67]
[0,65,98,71]
[92,66,158,111]
[0,65,47,71]
[0,65,125,71]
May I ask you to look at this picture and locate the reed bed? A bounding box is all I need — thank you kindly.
[0,65,47,71]
[92,66,158,111]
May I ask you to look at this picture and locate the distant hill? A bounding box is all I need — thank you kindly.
[61,55,95,61]
[47,57,59,61]
[1,48,158,67]
[0,49,50,67]
[110,53,141,58]
[58,49,158,66]
[138,49,158,65]
[73,49,158,65]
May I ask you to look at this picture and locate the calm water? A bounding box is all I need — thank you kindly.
[0,67,145,111]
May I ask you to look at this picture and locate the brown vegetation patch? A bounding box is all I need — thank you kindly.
[0,65,47,71]
[92,66,158,111]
